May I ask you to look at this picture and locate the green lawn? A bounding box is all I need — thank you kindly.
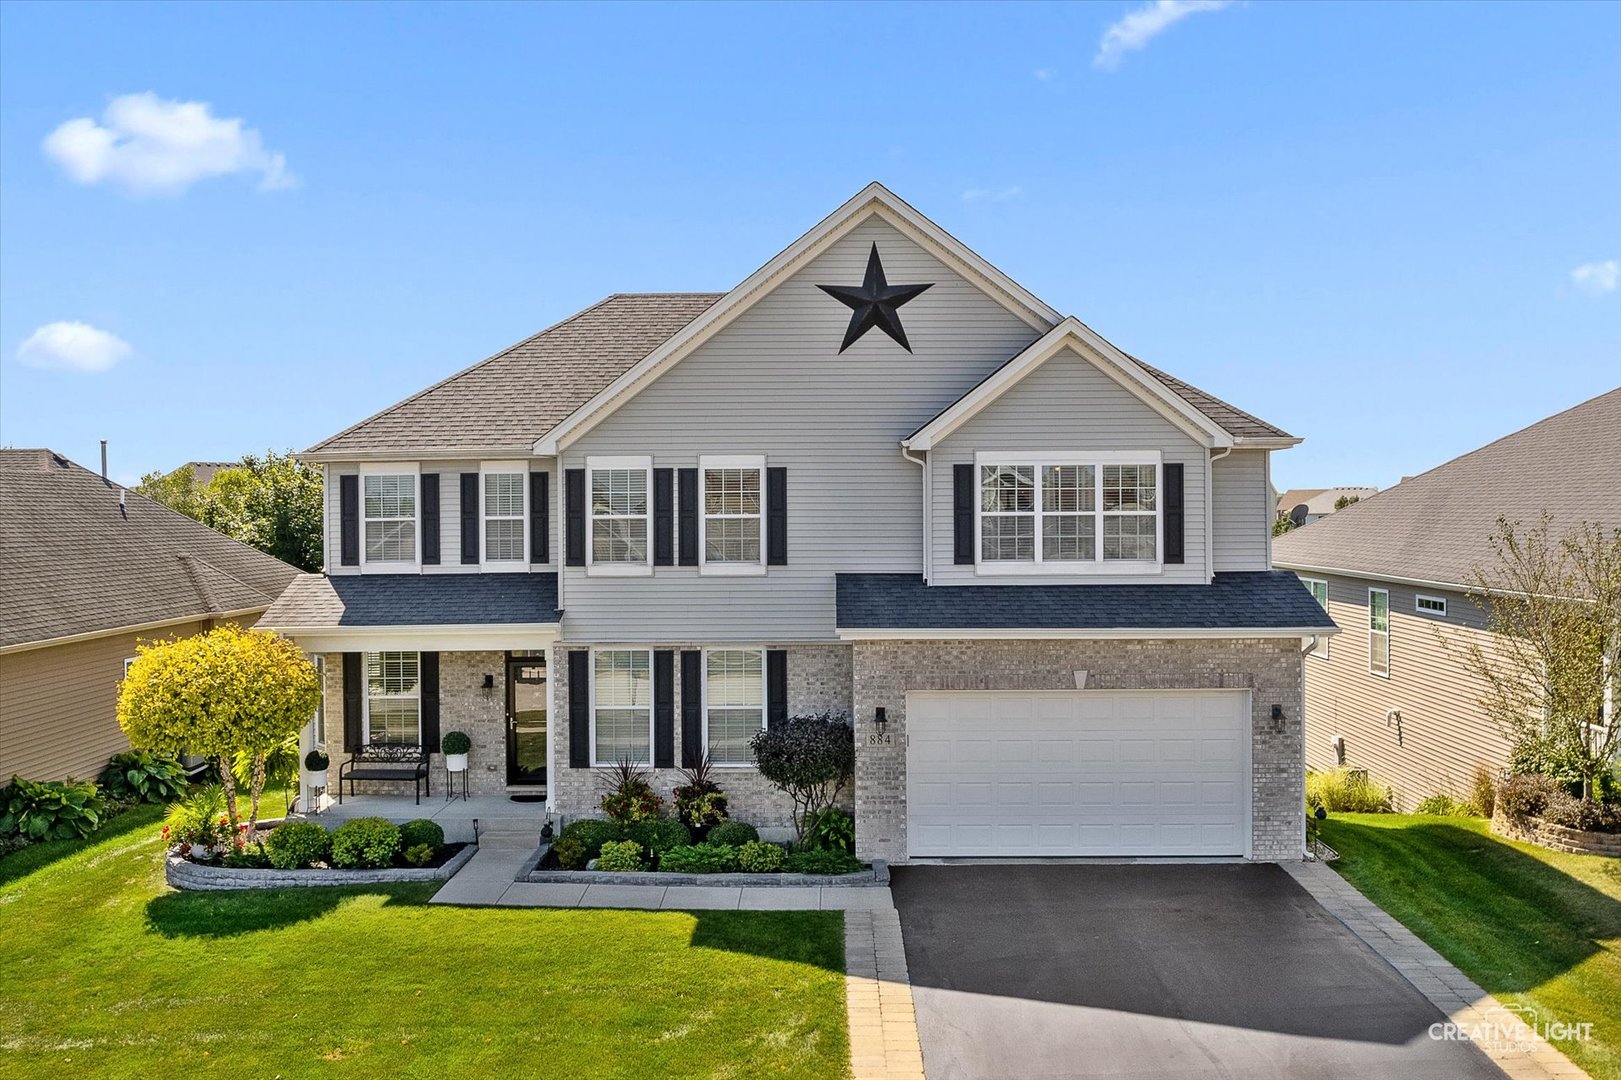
[1322,813,1621,1080]
[0,807,850,1080]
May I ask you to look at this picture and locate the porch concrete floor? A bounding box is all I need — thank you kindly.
[296,792,552,843]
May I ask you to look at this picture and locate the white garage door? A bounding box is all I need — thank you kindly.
[906,690,1250,857]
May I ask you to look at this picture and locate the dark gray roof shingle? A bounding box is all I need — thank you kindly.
[1274,389,1621,587]
[835,571,1337,631]
[0,450,302,648]
[258,573,560,628]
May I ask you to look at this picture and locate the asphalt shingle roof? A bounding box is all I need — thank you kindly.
[257,573,560,628]
[835,571,1337,631]
[1128,356,1293,440]
[1273,389,1621,588]
[0,450,302,649]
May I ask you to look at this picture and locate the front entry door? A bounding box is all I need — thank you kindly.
[505,654,547,786]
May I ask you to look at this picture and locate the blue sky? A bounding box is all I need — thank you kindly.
[1,1,1616,490]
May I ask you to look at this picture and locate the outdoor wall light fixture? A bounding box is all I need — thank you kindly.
[1271,704,1284,721]
[874,707,887,735]
[482,673,496,700]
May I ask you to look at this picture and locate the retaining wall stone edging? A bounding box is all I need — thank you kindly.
[1491,809,1621,856]
[164,842,478,890]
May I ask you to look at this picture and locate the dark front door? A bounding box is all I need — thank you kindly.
[505,653,547,786]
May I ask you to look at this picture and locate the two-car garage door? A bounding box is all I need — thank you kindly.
[906,690,1250,857]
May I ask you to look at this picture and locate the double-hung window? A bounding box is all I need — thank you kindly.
[362,469,418,567]
[587,457,651,574]
[1368,588,1390,678]
[592,649,652,764]
[700,455,765,574]
[976,453,1160,573]
[1303,578,1330,658]
[482,466,527,566]
[365,652,421,744]
[706,649,766,764]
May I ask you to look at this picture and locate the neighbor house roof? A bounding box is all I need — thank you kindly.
[257,573,561,629]
[1274,389,1621,588]
[0,450,302,650]
[1275,486,1379,517]
[834,571,1337,637]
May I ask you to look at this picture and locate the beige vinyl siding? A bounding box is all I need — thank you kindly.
[1211,450,1270,571]
[0,617,225,782]
[1298,571,1507,809]
[560,215,1044,642]
[928,344,1208,585]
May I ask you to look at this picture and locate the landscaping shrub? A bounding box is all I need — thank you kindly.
[1305,769,1392,813]
[1498,773,1562,823]
[597,839,645,872]
[1541,792,1620,833]
[1414,793,1477,817]
[1471,765,1498,820]
[750,713,855,847]
[810,807,855,852]
[266,820,330,869]
[560,818,623,860]
[0,777,105,841]
[658,843,740,874]
[737,840,784,873]
[671,754,729,838]
[552,836,587,870]
[627,817,689,856]
[599,761,664,824]
[783,849,863,875]
[399,818,445,852]
[330,817,401,869]
[97,751,188,805]
[402,843,436,867]
[707,821,758,847]
[162,784,233,851]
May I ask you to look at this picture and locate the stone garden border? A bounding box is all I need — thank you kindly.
[521,844,889,887]
[1491,809,1621,856]
[165,842,477,891]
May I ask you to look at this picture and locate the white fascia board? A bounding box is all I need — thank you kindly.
[1272,561,1471,594]
[1233,436,1303,450]
[835,626,1343,641]
[272,623,561,653]
[298,447,545,465]
[535,182,1062,456]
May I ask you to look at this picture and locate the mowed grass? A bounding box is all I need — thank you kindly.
[0,808,850,1080]
[1322,813,1621,1080]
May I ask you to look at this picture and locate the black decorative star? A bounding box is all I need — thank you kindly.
[817,243,933,353]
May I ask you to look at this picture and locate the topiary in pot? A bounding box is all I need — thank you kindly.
[304,749,330,788]
[442,731,472,772]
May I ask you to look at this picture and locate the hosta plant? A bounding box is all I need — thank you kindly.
[0,776,105,841]
[98,750,188,805]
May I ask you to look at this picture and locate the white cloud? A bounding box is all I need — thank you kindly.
[1094,0,1235,71]
[1033,68,1057,82]
[962,186,1024,203]
[42,92,296,196]
[1570,260,1620,296]
[17,321,133,373]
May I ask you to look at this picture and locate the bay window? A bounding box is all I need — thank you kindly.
[592,649,652,764]
[976,453,1161,573]
[706,649,765,764]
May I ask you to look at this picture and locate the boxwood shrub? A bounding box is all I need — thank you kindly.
[329,817,401,869]
[658,842,740,874]
[707,821,758,848]
[627,817,689,855]
[559,818,623,860]
[400,818,445,852]
[737,839,783,873]
[596,839,645,872]
[266,820,331,870]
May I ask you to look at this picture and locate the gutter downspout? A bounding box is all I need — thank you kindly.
[902,445,928,583]
[1208,447,1231,582]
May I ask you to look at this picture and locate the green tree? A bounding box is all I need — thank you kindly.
[117,626,321,833]
[1271,514,1298,537]
[135,451,323,570]
[134,464,208,521]
[1333,494,1361,510]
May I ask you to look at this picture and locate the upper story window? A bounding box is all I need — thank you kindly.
[706,649,765,764]
[363,472,417,565]
[587,457,651,575]
[976,453,1160,574]
[1416,594,1446,617]
[1303,578,1330,659]
[1368,588,1390,678]
[483,468,527,564]
[365,651,421,745]
[701,455,765,575]
[592,649,652,764]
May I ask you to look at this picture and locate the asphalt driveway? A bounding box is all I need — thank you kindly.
[890,863,1504,1080]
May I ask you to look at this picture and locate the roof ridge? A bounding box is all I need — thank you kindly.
[176,554,221,612]
[185,552,277,607]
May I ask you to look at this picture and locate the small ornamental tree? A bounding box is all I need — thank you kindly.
[749,712,855,847]
[117,626,321,834]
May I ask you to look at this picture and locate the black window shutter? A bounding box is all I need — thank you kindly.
[568,649,590,767]
[953,464,975,565]
[766,649,788,726]
[1164,462,1185,565]
[564,469,586,567]
[342,652,363,749]
[420,474,441,565]
[677,468,699,566]
[339,475,359,566]
[459,473,479,564]
[653,468,674,566]
[420,652,441,752]
[680,650,702,767]
[653,650,675,768]
[530,471,549,563]
[766,467,787,566]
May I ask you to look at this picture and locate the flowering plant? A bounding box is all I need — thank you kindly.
[599,760,663,825]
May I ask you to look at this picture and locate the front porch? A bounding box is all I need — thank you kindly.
[295,791,555,845]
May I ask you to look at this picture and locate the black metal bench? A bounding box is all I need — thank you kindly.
[337,744,431,804]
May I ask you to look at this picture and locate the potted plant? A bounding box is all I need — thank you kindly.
[304,749,329,789]
[442,731,471,773]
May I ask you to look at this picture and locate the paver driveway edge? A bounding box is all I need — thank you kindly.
[846,908,926,1080]
[1283,860,1592,1080]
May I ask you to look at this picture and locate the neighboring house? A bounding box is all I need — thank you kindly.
[1275,486,1379,525]
[1274,389,1621,808]
[0,449,302,782]
[183,461,237,487]
[258,183,1334,862]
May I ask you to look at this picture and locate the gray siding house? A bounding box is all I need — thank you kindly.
[259,184,1334,862]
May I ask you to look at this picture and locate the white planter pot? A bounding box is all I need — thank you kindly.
[445,753,469,773]
[307,770,328,788]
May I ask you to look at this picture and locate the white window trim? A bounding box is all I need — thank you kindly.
[585,456,653,577]
[973,451,1163,576]
[480,461,530,571]
[359,463,421,572]
[1368,587,1391,679]
[698,455,767,577]
[362,651,423,745]
[1302,578,1330,659]
[1415,593,1447,617]
[701,647,768,768]
[588,647,655,767]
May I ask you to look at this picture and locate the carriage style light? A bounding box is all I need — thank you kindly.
[874,707,888,735]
